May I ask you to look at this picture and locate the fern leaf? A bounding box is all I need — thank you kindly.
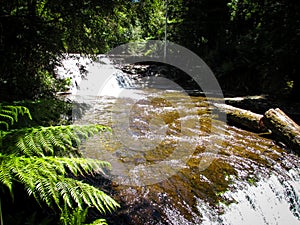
[23,133,42,156]
[0,156,13,196]
[2,106,32,120]
[0,121,9,131]
[74,179,119,213]
[0,104,119,223]
[33,177,55,207]
[5,156,111,181]
[9,157,26,184]
[1,155,116,212]
[56,179,87,209]
[15,137,33,156]
[65,127,81,148]
[56,181,74,208]
[48,157,111,177]
[55,129,73,149]
[0,105,32,130]
[35,129,53,155]
[86,218,108,225]
[2,124,111,157]
[0,113,14,126]
[0,109,17,122]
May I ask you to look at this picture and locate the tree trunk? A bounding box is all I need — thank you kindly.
[262,108,300,153]
[213,104,300,153]
[213,103,266,132]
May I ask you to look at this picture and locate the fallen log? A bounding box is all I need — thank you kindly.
[213,104,300,153]
[262,108,300,153]
[213,103,266,132]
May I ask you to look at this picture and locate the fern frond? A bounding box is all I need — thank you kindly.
[0,121,9,131]
[0,105,32,130]
[47,157,111,176]
[2,106,32,120]
[62,178,119,214]
[0,114,14,126]
[0,104,119,223]
[0,155,111,190]
[86,218,108,225]
[60,205,89,225]
[0,156,13,196]
[33,177,58,207]
[0,155,117,214]
[2,124,111,157]
[44,127,67,152]
[56,180,75,209]
[35,130,54,155]
[1,110,17,122]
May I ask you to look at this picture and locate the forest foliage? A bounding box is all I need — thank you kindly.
[1,0,299,100]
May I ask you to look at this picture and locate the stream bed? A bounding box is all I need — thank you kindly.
[62,56,300,225]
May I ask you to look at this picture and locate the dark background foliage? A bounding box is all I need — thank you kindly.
[1,0,299,100]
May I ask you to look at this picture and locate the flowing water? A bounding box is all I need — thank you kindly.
[60,56,300,225]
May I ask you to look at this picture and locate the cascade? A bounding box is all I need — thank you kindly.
[57,55,300,225]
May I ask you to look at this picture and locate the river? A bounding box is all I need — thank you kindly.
[59,55,300,225]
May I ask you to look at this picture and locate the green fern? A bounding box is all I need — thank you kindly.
[1,124,111,157]
[0,105,32,130]
[86,218,108,225]
[60,205,89,225]
[59,206,109,225]
[0,105,119,225]
[8,99,74,128]
[0,155,118,213]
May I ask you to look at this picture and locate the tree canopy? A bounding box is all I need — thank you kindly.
[0,0,135,100]
[1,0,299,100]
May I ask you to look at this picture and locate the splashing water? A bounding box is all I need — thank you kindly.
[198,169,300,225]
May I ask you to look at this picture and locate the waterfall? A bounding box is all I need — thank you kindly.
[55,54,135,97]
[197,169,300,225]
